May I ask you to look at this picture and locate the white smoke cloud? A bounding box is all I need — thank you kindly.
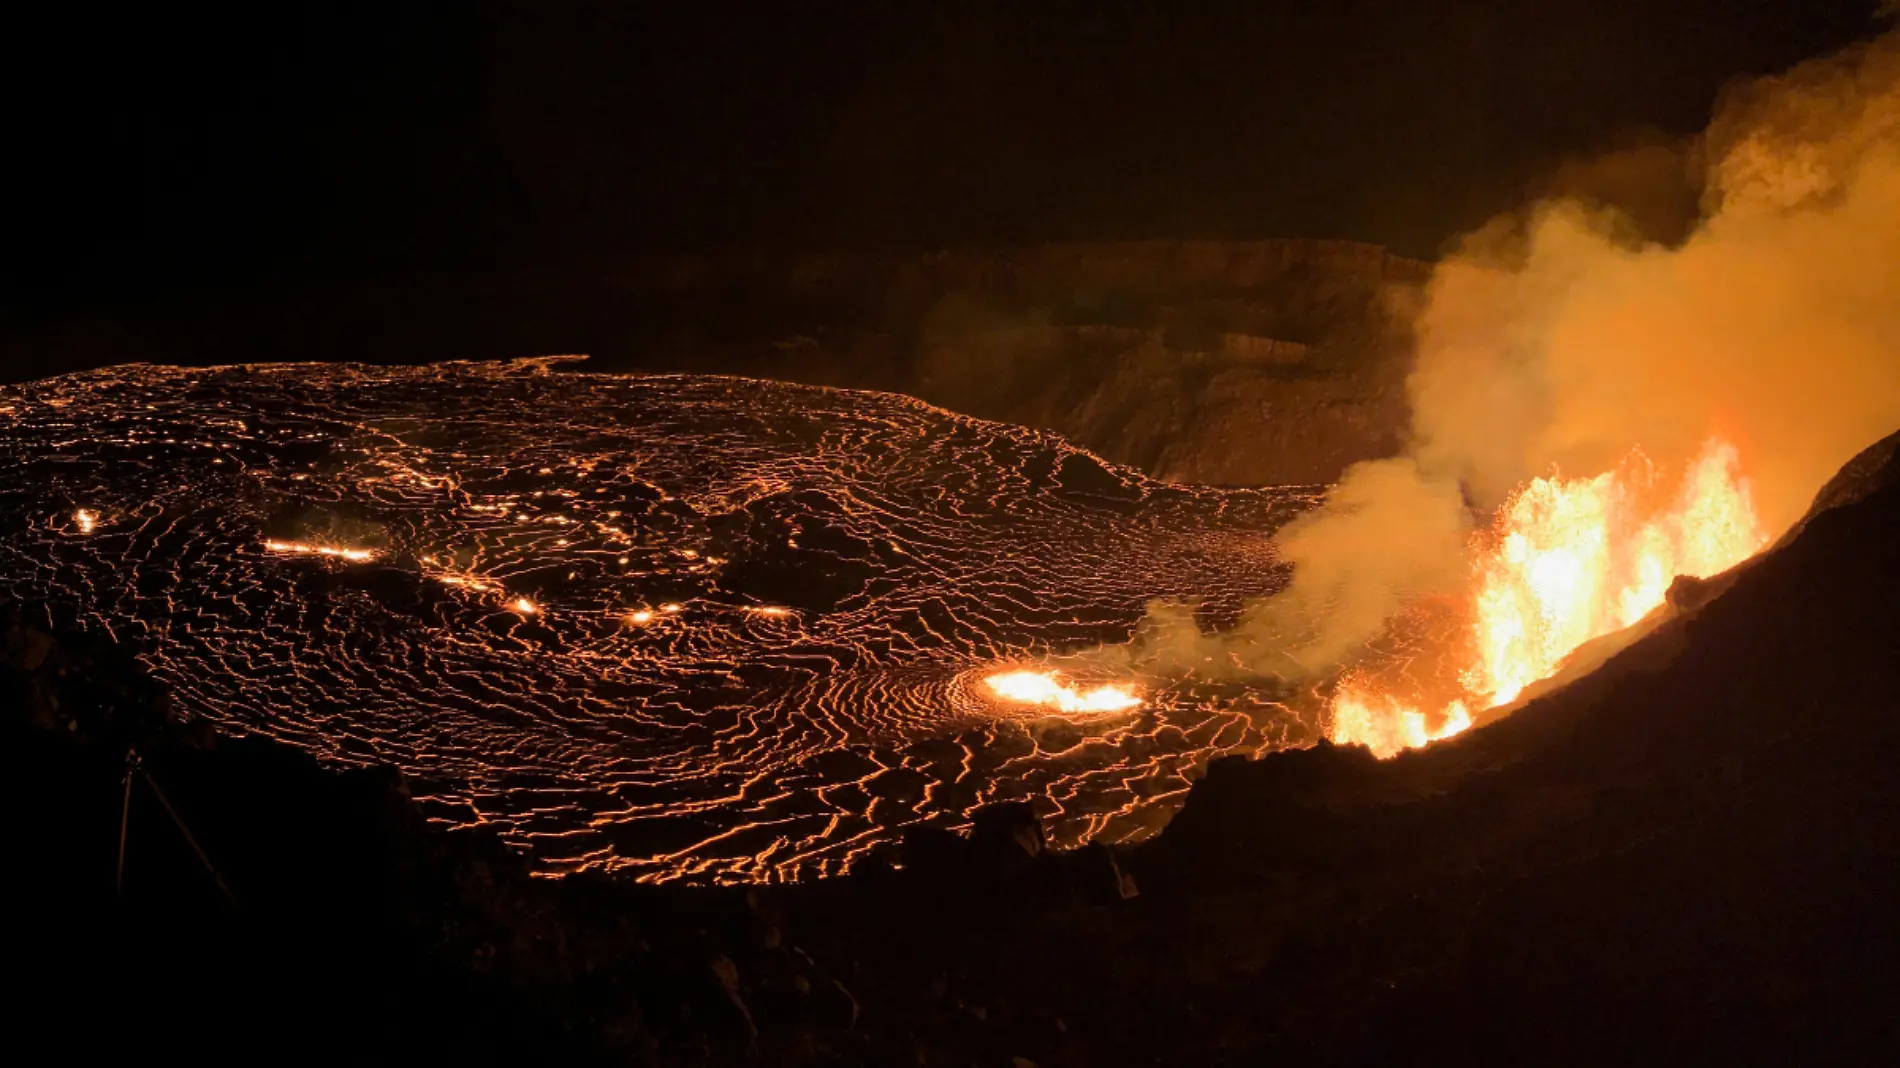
[1139,28,1900,684]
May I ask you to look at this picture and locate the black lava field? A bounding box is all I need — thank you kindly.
[0,358,1318,883]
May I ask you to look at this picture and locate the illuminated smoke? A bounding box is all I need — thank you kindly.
[1144,30,1900,745]
[1410,30,1900,526]
[1333,30,1900,746]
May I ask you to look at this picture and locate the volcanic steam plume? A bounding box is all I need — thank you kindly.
[1164,28,1900,753]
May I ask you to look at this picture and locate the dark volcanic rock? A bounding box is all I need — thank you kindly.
[1775,423,1900,546]
[970,800,1046,863]
[716,240,1429,487]
[3,240,1428,487]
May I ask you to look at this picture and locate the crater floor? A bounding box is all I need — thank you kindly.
[0,358,1315,882]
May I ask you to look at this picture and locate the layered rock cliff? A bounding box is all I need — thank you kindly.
[644,240,1431,487]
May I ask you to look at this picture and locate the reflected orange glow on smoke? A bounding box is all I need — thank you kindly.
[1332,437,1767,757]
[984,670,1142,715]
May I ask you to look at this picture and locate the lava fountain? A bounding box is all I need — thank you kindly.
[1310,29,1900,755]
[1331,437,1768,757]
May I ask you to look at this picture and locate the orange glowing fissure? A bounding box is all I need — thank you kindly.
[263,539,376,563]
[984,670,1143,715]
[1332,437,1769,758]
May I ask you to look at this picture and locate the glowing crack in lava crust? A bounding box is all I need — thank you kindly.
[0,359,1318,883]
[1331,438,1769,758]
[983,670,1143,716]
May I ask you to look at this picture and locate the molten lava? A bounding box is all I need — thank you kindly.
[1330,693,1472,761]
[984,670,1143,715]
[264,539,377,563]
[1333,438,1768,757]
[0,360,1308,883]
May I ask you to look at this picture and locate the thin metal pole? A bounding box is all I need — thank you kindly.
[140,767,238,908]
[116,751,136,896]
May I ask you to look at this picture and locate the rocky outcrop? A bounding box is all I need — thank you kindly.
[672,240,1429,487]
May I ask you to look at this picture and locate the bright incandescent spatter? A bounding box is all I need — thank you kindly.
[0,359,1317,883]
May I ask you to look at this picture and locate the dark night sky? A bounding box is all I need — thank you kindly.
[1,0,1885,320]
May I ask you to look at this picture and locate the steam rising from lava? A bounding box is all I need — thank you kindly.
[1141,28,1900,752]
[1416,25,1900,535]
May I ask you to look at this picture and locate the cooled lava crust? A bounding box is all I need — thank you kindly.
[0,358,1316,882]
